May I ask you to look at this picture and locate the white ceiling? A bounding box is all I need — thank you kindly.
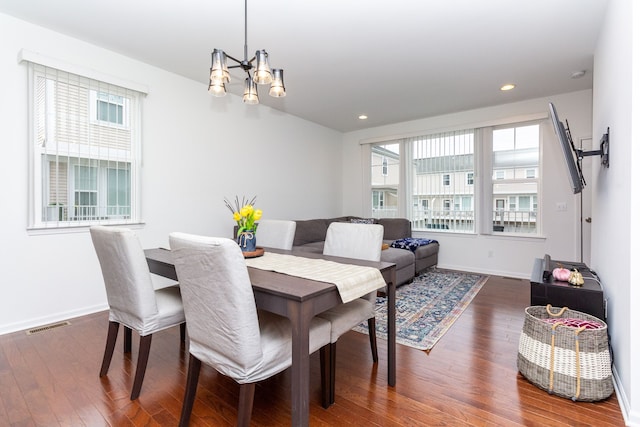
[0,0,608,132]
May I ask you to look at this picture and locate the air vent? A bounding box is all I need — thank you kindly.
[26,321,71,335]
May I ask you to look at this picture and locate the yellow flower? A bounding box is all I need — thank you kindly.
[224,196,262,237]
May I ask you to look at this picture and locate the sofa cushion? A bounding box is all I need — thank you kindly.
[292,219,331,246]
[414,241,439,258]
[380,247,414,271]
[381,247,416,285]
[377,218,411,240]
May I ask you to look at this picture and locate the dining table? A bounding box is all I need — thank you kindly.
[145,246,396,427]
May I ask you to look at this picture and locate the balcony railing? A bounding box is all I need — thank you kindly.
[373,207,537,233]
[44,205,130,222]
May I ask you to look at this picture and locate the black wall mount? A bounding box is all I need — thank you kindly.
[578,127,610,168]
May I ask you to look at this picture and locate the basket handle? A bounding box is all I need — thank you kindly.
[546,304,568,317]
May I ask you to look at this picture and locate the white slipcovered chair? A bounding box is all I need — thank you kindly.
[317,221,384,406]
[168,233,332,427]
[255,219,297,250]
[89,225,186,400]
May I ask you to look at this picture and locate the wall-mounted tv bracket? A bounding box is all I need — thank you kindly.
[576,127,610,168]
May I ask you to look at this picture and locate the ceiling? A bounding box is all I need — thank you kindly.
[0,0,608,132]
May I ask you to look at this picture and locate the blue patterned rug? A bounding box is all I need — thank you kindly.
[353,269,488,351]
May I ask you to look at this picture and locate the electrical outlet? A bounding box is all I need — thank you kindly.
[556,202,567,212]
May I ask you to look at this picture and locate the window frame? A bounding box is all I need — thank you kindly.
[90,90,130,128]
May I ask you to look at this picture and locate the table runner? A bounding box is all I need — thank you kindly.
[245,252,386,303]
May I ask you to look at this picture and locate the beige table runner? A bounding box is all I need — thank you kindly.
[245,252,386,303]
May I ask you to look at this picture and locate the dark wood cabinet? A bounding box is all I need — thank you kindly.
[530,258,606,321]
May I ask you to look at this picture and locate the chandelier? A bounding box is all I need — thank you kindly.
[208,0,286,104]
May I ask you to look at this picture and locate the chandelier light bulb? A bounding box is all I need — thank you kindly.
[208,80,227,97]
[269,69,286,97]
[210,49,230,84]
[253,50,273,84]
[243,77,259,104]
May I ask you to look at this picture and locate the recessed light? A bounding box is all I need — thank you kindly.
[358,114,368,120]
[500,84,516,91]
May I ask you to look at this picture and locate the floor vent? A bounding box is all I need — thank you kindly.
[26,321,71,335]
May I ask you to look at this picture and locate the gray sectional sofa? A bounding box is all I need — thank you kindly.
[291,216,439,286]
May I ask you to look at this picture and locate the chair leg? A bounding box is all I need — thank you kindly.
[179,354,202,427]
[130,334,152,400]
[237,383,256,427]
[124,326,132,353]
[180,323,186,344]
[100,321,119,377]
[319,344,332,408]
[367,317,379,363]
[329,342,337,405]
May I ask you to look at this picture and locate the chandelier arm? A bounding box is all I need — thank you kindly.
[225,53,244,66]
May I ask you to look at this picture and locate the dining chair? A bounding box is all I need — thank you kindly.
[255,219,297,250]
[318,221,384,407]
[168,233,332,427]
[89,225,186,400]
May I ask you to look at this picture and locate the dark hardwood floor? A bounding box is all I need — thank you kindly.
[0,275,625,426]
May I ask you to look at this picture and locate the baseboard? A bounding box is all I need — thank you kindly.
[435,262,530,280]
[0,303,108,336]
[612,363,639,426]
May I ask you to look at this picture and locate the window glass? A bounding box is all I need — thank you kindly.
[371,143,399,218]
[492,124,540,234]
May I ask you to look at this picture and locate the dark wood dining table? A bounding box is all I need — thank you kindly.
[145,247,396,427]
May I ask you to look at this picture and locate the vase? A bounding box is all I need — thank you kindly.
[237,230,257,252]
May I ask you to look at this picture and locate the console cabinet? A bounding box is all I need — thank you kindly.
[530,258,606,321]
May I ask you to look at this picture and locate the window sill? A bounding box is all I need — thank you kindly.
[27,221,146,236]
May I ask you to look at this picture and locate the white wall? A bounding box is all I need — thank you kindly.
[342,91,594,279]
[592,0,639,424]
[0,13,343,335]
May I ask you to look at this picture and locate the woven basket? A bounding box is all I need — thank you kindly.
[518,305,613,401]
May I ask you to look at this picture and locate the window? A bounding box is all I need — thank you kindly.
[370,144,399,218]
[28,63,142,228]
[367,121,541,236]
[492,124,540,234]
[90,91,128,127]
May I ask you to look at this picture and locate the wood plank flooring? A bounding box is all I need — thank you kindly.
[0,274,625,426]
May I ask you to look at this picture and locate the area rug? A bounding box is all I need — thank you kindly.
[352,269,488,351]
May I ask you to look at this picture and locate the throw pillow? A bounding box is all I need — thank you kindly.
[350,218,375,224]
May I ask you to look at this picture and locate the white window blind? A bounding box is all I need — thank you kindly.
[28,63,142,229]
[410,130,475,232]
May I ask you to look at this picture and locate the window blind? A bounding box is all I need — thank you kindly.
[28,62,142,228]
